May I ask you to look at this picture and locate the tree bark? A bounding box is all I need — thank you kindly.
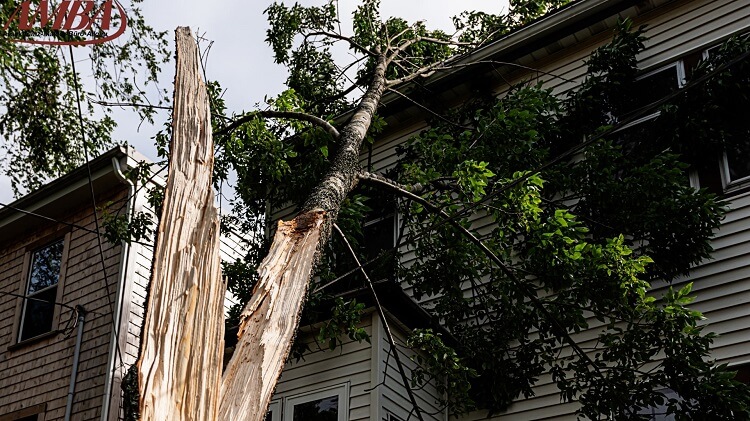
[136,27,225,421]
[219,52,389,421]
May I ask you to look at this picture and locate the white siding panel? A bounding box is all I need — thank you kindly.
[271,317,374,420]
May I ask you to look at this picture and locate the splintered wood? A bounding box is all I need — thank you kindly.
[136,27,225,421]
[219,210,325,421]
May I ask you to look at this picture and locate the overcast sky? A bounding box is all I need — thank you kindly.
[0,0,508,204]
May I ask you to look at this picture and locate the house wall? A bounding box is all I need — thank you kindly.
[375,314,445,421]
[466,0,750,419]
[0,187,128,421]
[270,311,376,420]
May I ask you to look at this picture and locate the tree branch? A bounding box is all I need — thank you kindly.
[358,171,603,377]
[305,30,378,57]
[214,110,339,139]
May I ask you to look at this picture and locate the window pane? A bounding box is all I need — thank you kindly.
[628,67,679,113]
[362,215,396,282]
[727,150,750,182]
[20,286,57,341]
[292,395,338,421]
[28,240,63,293]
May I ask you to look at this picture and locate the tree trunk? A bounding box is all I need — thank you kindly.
[219,52,389,421]
[136,27,225,421]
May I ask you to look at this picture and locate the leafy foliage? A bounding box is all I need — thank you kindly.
[395,21,749,417]
[0,0,169,195]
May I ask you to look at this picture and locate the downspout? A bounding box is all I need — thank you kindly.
[64,305,87,421]
[101,155,136,421]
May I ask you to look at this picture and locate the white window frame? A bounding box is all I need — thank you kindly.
[266,399,281,421]
[613,61,686,134]
[282,383,349,421]
[15,236,68,344]
[702,42,750,192]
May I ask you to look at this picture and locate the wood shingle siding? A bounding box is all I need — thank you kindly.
[0,188,126,420]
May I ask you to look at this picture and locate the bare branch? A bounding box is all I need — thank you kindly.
[91,99,173,110]
[305,30,378,57]
[214,110,339,139]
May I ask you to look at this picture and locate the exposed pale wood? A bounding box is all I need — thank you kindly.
[136,27,225,421]
[219,211,325,421]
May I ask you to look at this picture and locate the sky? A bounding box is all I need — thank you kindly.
[0,0,509,204]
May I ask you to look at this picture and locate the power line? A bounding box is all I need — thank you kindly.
[0,290,107,317]
[0,200,154,248]
[68,45,125,373]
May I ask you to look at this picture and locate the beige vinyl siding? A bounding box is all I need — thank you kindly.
[376,314,445,421]
[271,313,375,420]
[0,188,127,420]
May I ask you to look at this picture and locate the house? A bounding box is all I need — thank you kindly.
[266,0,750,420]
[0,146,246,420]
[1,0,750,420]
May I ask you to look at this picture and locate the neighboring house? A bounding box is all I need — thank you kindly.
[2,1,750,421]
[0,146,247,421]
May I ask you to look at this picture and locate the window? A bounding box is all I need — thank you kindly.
[615,62,684,133]
[702,40,750,192]
[361,206,397,283]
[627,64,683,114]
[18,239,64,342]
[282,384,348,421]
[722,149,750,187]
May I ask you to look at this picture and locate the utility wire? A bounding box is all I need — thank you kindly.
[68,46,125,369]
[0,290,107,317]
[0,201,154,248]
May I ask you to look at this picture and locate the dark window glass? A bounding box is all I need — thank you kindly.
[627,67,680,114]
[362,214,396,282]
[20,240,63,341]
[727,148,750,182]
[292,395,338,421]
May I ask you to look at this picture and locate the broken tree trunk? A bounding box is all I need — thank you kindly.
[218,51,389,421]
[136,27,225,421]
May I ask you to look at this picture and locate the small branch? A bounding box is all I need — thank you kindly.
[213,110,339,139]
[332,223,426,421]
[305,30,378,57]
[92,100,173,110]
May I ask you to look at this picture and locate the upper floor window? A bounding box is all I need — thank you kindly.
[702,39,750,193]
[18,239,64,342]
[627,63,684,115]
